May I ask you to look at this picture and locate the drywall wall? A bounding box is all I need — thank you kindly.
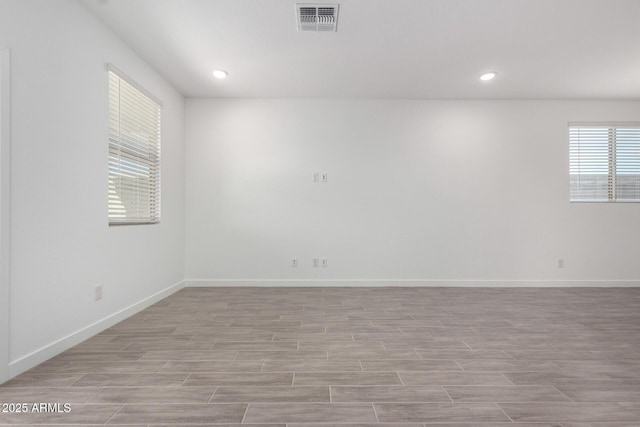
[185,99,640,286]
[0,48,10,384]
[0,0,185,376]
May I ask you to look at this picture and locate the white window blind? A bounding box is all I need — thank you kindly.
[569,124,640,202]
[108,65,161,224]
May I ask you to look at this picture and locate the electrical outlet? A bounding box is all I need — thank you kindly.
[321,258,328,268]
[321,172,328,182]
[313,172,319,182]
[313,258,320,268]
[557,258,564,268]
[291,258,298,267]
[94,285,103,301]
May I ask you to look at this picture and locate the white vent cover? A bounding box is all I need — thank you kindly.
[296,4,339,32]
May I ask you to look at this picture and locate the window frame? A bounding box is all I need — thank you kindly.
[107,64,163,225]
[569,122,640,203]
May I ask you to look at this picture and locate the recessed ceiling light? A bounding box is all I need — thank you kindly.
[480,72,497,81]
[213,69,228,79]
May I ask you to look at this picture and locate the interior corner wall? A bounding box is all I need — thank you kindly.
[185,98,640,286]
[0,0,185,377]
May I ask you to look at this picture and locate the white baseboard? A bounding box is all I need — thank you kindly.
[186,279,640,287]
[7,280,185,379]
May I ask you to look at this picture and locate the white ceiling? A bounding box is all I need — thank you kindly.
[81,0,640,99]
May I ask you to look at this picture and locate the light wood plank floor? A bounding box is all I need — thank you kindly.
[1,287,640,425]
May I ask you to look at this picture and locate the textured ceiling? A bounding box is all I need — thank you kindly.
[82,0,640,99]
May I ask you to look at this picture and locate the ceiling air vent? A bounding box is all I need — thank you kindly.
[296,4,339,32]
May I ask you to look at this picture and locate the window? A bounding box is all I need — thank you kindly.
[108,64,162,224]
[569,123,640,202]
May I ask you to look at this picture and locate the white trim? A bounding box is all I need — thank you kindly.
[568,121,640,128]
[185,279,640,288]
[0,48,11,384]
[105,63,164,107]
[7,280,185,380]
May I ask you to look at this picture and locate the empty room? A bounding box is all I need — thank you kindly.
[1,0,640,425]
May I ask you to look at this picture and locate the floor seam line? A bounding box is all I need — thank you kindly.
[371,401,380,422]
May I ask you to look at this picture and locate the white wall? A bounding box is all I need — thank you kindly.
[185,99,640,286]
[0,48,11,383]
[0,0,185,376]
